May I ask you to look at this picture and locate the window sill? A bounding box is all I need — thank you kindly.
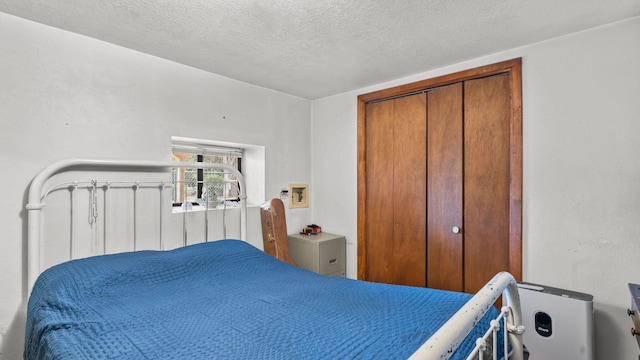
[171,202,248,214]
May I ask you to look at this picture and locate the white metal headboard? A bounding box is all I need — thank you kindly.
[26,158,248,293]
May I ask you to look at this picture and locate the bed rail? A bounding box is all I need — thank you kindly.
[26,158,247,294]
[409,271,524,360]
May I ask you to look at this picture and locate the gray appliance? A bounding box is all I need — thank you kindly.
[517,282,594,360]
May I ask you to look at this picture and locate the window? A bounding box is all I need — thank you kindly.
[171,138,242,209]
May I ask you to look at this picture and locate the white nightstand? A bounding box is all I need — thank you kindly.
[288,232,346,277]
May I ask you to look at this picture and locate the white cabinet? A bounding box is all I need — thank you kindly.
[288,232,346,277]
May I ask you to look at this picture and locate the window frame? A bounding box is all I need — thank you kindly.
[171,139,243,208]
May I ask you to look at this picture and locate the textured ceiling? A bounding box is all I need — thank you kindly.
[1,0,639,99]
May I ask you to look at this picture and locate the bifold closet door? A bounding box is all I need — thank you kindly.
[359,59,522,291]
[426,82,464,292]
[426,75,511,294]
[463,74,511,294]
[363,93,427,287]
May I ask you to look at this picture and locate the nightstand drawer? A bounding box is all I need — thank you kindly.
[326,268,346,277]
[288,232,346,277]
[318,240,346,275]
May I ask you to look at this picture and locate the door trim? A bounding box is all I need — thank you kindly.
[357,58,523,282]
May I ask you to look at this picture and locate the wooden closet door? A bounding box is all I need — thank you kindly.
[393,94,427,286]
[363,99,395,284]
[425,75,512,294]
[463,75,511,294]
[363,93,427,286]
[426,83,464,292]
[358,59,522,290]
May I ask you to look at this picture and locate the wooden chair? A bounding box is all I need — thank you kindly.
[260,198,297,265]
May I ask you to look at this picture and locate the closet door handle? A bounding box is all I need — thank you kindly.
[452,226,461,234]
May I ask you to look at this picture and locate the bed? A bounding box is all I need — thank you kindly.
[24,158,525,359]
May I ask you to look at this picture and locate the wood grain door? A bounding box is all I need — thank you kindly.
[426,82,464,292]
[357,59,522,290]
[462,74,511,294]
[425,75,512,293]
[363,93,427,287]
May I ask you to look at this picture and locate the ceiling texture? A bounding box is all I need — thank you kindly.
[1,0,639,99]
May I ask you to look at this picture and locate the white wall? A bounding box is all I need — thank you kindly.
[311,16,640,359]
[0,12,312,358]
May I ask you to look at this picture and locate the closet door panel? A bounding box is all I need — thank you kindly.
[426,83,464,291]
[392,94,427,287]
[463,75,511,294]
[363,100,396,283]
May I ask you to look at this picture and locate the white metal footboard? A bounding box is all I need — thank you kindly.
[409,272,525,360]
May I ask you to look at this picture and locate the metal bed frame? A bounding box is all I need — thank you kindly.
[25,158,524,360]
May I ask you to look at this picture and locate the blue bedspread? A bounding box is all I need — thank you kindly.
[25,240,501,359]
